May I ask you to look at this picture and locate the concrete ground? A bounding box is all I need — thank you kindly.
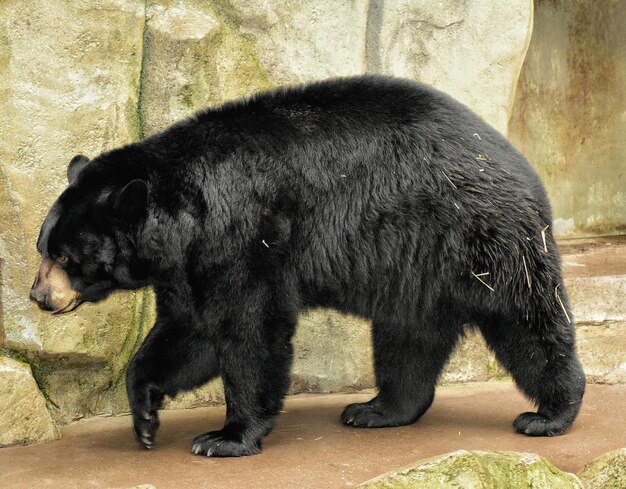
[1,382,624,489]
[559,235,626,277]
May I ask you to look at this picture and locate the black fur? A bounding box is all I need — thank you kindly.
[35,75,585,456]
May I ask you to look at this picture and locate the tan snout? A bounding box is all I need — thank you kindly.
[30,258,81,314]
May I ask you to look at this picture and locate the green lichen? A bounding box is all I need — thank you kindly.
[215,28,273,98]
[109,288,154,389]
[133,0,149,140]
[206,0,274,99]
[180,84,196,110]
[490,375,513,382]
[485,356,508,380]
[22,355,64,409]
[1,348,60,409]
[2,347,24,363]
[206,0,240,31]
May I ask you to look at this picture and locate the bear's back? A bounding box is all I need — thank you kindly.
[89,76,552,319]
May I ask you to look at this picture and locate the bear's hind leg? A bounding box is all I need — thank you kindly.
[342,317,459,428]
[479,306,585,436]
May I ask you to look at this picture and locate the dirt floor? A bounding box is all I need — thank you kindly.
[1,382,624,489]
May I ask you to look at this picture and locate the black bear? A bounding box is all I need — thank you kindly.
[31,75,585,456]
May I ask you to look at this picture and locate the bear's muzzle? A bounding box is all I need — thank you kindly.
[30,258,81,314]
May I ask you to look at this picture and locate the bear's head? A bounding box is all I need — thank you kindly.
[30,154,150,314]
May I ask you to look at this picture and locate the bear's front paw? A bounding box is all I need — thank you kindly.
[342,402,401,428]
[129,383,164,450]
[132,408,160,449]
[191,429,261,457]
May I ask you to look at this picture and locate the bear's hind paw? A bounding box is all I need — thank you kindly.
[513,412,569,436]
[341,402,415,428]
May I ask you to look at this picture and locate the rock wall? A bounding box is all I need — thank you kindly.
[1,0,535,446]
[0,356,59,446]
[509,0,626,237]
[0,0,155,433]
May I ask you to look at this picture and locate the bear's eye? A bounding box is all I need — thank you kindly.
[56,255,69,264]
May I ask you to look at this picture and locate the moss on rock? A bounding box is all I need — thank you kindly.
[358,450,582,489]
[578,448,626,489]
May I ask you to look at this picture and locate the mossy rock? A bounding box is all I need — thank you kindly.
[0,356,59,446]
[578,448,626,489]
[358,450,582,489]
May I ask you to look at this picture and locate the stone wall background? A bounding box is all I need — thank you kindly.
[509,0,626,237]
[0,0,623,447]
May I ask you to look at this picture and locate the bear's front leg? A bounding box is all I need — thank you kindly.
[191,312,296,457]
[127,320,219,449]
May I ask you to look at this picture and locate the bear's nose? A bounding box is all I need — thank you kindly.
[29,286,50,310]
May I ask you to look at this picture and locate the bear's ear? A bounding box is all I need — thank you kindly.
[113,179,148,222]
[67,155,90,185]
